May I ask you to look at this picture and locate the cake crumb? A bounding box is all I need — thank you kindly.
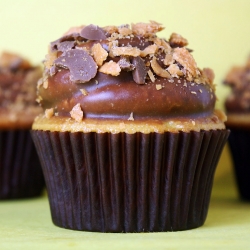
[128,112,134,121]
[70,103,83,122]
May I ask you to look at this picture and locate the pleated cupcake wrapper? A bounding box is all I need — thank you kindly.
[0,130,45,199]
[227,128,250,201]
[31,129,229,232]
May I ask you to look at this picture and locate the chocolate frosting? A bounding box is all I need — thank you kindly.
[38,22,216,121]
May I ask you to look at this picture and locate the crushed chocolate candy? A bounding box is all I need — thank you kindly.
[91,43,108,66]
[50,33,83,51]
[132,56,147,84]
[80,24,107,40]
[54,49,97,83]
[118,57,135,71]
[169,33,188,47]
[151,57,171,78]
[70,103,83,122]
[57,41,76,52]
[99,60,121,76]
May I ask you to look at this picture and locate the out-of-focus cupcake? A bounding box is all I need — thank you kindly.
[31,21,229,232]
[0,51,45,199]
[224,56,250,201]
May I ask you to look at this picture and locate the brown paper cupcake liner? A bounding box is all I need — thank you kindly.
[227,128,250,201]
[31,129,229,232]
[0,130,45,199]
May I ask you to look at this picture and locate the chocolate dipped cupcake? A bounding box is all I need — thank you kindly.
[0,52,44,199]
[31,21,229,232]
[224,56,250,201]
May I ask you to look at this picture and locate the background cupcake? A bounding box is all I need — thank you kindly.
[31,21,229,232]
[224,56,250,201]
[0,51,45,199]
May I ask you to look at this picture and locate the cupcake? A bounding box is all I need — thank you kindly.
[31,21,229,232]
[0,51,45,199]
[224,56,250,201]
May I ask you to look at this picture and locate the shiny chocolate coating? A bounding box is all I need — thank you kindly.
[40,69,215,120]
[39,25,216,121]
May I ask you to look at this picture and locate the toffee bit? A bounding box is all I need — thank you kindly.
[163,53,174,66]
[148,70,156,82]
[169,33,188,47]
[140,44,158,57]
[43,80,48,89]
[70,103,83,122]
[131,20,164,36]
[80,88,88,96]
[151,57,171,78]
[99,60,121,76]
[128,112,134,121]
[110,46,141,57]
[156,84,163,90]
[91,43,108,66]
[173,48,198,79]
[167,64,183,77]
[45,108,54,119]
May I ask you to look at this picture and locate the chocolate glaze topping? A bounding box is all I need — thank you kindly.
[38,21,216,121]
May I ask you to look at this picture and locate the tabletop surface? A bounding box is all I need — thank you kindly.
[0,172,249,250]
